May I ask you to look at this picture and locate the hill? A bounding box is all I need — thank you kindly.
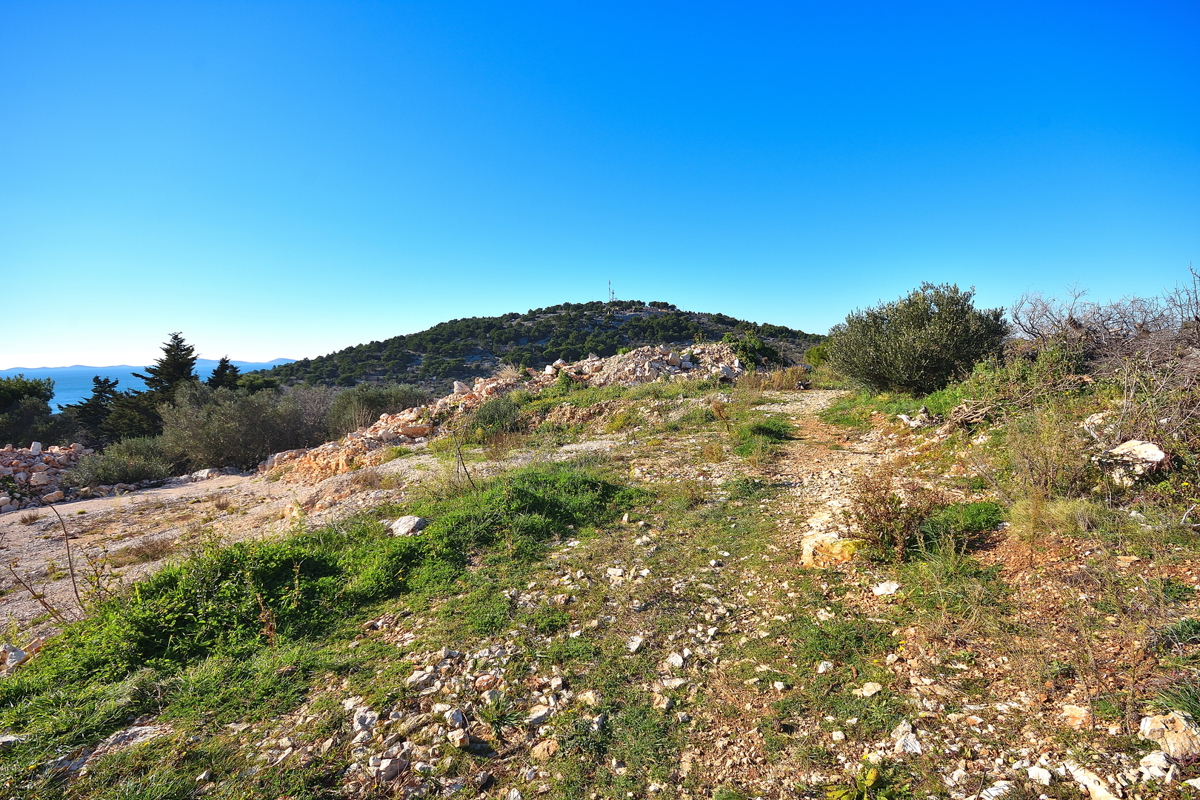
[258,300,822,389]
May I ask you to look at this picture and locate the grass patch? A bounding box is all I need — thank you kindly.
[0,459,633,797]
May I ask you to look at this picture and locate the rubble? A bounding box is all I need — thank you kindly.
[0,442,92,512]
[264,344,748,486]
[1138,710,1200,761]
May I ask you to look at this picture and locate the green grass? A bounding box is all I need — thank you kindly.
[0,459,635,798]
[732,415,793,459]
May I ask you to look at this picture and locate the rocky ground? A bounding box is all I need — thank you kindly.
[3,380,1200,799]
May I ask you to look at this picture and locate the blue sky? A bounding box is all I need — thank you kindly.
[1,1,1197,368]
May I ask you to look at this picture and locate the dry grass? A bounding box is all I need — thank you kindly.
[350,468,384,490]
[494,363,522,381]
[17,512,42,526]
[108,537,178,567]
[483,431,525,461]
[737,366,811,391]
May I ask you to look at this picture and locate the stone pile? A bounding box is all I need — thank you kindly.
[0,441,92,512]
[555,343,745,387]
[265,345,748,485]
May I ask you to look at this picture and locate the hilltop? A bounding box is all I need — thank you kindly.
[4,284,1200,799]
[257,300,822,390]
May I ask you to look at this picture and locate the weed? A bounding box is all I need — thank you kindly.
[17,512,42,525]
[825,760,913,800]
[727,477,768,500]
[379,445,413,463]
[1155,677,1200,719]
[1155,618,1200,651]
[476,694,524,741]
[605,407,644,433]
[844,464,946,562]
[732,416,792,464]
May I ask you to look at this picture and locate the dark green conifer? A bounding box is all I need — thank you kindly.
[206,357,242,390]
[133,332,198,399]
[62,376,120,445]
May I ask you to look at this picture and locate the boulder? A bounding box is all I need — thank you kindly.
[1,643,26,670]
[1101,440,1169,486]
[1139,711,1200,760]
[390,516,428,537]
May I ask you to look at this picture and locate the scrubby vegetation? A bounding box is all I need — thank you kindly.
[16,278,1200,799]
[61,437,176,488]
[826,283,1007,395]
[0,461,634,797]
[258,300,822,390]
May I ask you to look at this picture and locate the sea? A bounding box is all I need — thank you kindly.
[0,359,295,408]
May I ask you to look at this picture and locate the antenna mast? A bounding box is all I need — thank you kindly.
[608,280,616,303]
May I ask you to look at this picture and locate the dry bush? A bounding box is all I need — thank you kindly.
[210,494,233,512]
[737,366,811,391]
[350,468,384,490]
[844,463,947,562]
[17,512,42,526]
[494,363,522,381]
[1003,409,1096,498]
[1012,270,1200,366]
[1008,496,1105,543]
[700,442,725,463]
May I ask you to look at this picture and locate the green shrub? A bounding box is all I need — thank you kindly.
[722,330,784,368]
[160,384,332,471]
[324,383,429,436]
[468,394,526,441]
[803,343,828,368]
[827,283,1008,395]
[62,437,175,487]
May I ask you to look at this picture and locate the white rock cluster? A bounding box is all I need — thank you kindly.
[0,441,91,512]
[265,344,748,486]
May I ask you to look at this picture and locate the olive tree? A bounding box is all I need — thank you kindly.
[827,283,1008,395]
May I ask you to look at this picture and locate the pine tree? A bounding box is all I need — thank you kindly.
[62,376,121,445]
[134,332,198,398]
[206,356,242,390]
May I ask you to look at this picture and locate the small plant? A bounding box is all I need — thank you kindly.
[350,468,384,490]
[17,511,42,525]
[826,762,910,800]
[476,694,523,741]
[844,464,946,562]
[700,442,725,462]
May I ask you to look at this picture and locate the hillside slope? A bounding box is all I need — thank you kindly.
[259,300,822,390]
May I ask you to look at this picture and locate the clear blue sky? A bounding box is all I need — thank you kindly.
[2,1,1197,368]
